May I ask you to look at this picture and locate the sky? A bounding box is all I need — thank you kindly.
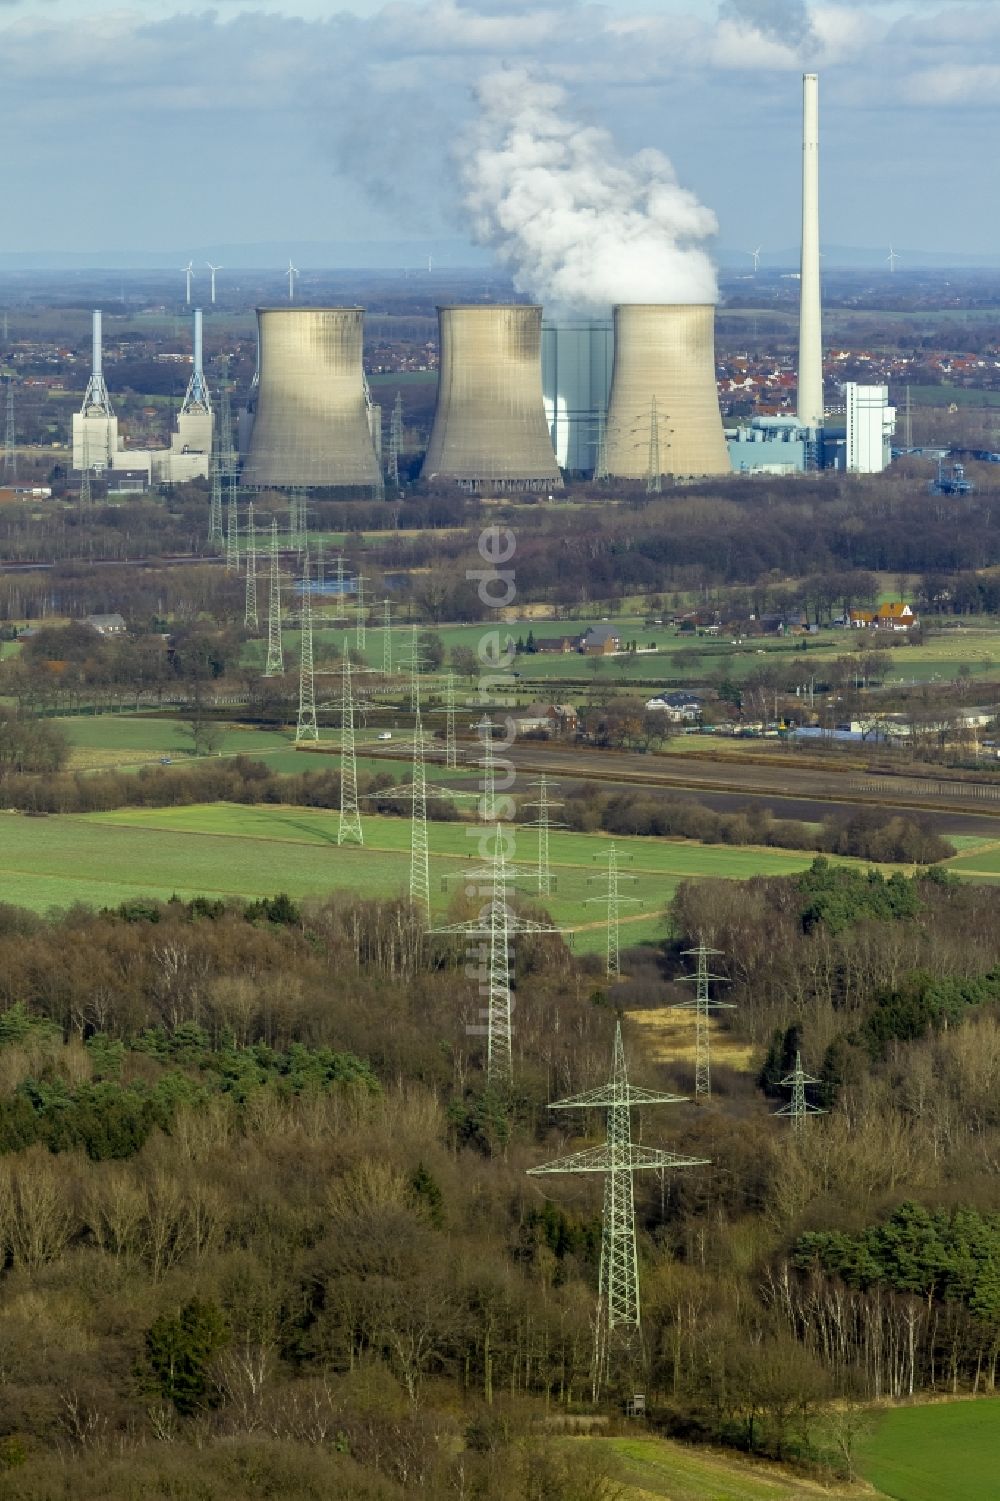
[1,0,998,261]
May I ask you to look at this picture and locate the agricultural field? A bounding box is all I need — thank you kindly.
[857,1398,1000,1501]
[54,712,461,782]
[0,804,882,954]
[259,614,1000,695]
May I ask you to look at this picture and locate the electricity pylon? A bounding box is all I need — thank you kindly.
[296,551,318,744]
[208,458,223,546]
[646,396,661,494]
[521,775,564,896]
[219,381,235,473]
[337,648,363,846]
[80,464,92,508]
[3,376,16,480]
[379,597,393,676]
[409,705,431,925]
[593,408,609,484]
[475,715,498,823]
[244,501,258,630]
[588,845,639,979]
[675,941,732,1100]
[264,519,284,677]
[528,1020,708,1395]
[444,671,457,769]
[433,826,561,1090]
[387,389,403,490]
[774,1051,825,1132]
[354,571,369,650]
[331,554,348,621]
[225,477,239,572]
[288,488,307,553]
[402,623,424,713]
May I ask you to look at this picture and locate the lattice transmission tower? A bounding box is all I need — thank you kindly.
[244,501,258,630]
[354,571,370,651]
[337,648,363,846]
[589,845,639,979]
[296,551,318,744]
[408,705,431,925]
[521,775,564,896]
[774,1051,825,1132]
[264,519,284,677]
[3,376,16,481]
[528,1020,708,1396]
[387,389,403,490]
[646,396,662,494]
[208,457,223,546]
[225,476,240,572]
[379,597,393,676]
[433,826,560,1090]
[219,381,235,474]
[444,671,457,769]
[675,941,732,1100]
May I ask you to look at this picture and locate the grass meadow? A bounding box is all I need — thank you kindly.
[857,1399,1000,1501]
[0,804,873,955]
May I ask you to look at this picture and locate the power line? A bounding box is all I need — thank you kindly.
[296,549,318,744]
[528,1019,708,1396]
[264,518,284,677]
[337,648,363,846]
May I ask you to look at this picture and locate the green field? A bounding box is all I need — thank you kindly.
[595,1436,870,1499]
[858,1399,1000,1501]
[0,804,860,953]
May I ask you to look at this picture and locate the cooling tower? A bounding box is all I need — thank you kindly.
[603,305,731,480]
[422,305,563,490]
[797,72,824,431]
[242,307,380,490]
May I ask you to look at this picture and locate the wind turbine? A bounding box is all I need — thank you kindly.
[206,262,222,304]
[747,246,762,273]
[887,245,900,274]
[182,261,194,304]
[287,259,299,301]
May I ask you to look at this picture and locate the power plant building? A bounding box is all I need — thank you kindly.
[73,309,212,485]
[422,305,563,491]
[541,318,613,475]
[845,383,894,473]
[728,417,808,475]
[603,304,731,480]
[241,307,381,492]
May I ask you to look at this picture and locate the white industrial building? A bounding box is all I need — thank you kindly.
[541,318,613,475]
[845,382,895,473]
[73,309,213,487]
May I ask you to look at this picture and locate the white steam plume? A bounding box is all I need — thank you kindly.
[459,69,719,310]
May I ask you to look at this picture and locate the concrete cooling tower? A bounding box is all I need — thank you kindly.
[242,307,381,490]
[422,305,563,491]
[603,305,731,480]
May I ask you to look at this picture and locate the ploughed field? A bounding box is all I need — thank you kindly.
[0,805,895,955]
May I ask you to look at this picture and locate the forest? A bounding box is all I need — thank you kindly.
[0,848,996,1494]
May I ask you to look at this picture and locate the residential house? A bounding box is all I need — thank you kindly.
[875,601,918,631]
[644,691,704,722]
[533,635,577,654]
[579,625,622,655]
[84,613,127,637]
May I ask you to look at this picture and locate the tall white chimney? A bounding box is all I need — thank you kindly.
[797,72,823,431]
[92,309,103,378]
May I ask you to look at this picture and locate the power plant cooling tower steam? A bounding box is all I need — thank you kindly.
[422,305,563,491]
[603,305,731,480]
[242,308,381,490]
[797,73,823,431]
